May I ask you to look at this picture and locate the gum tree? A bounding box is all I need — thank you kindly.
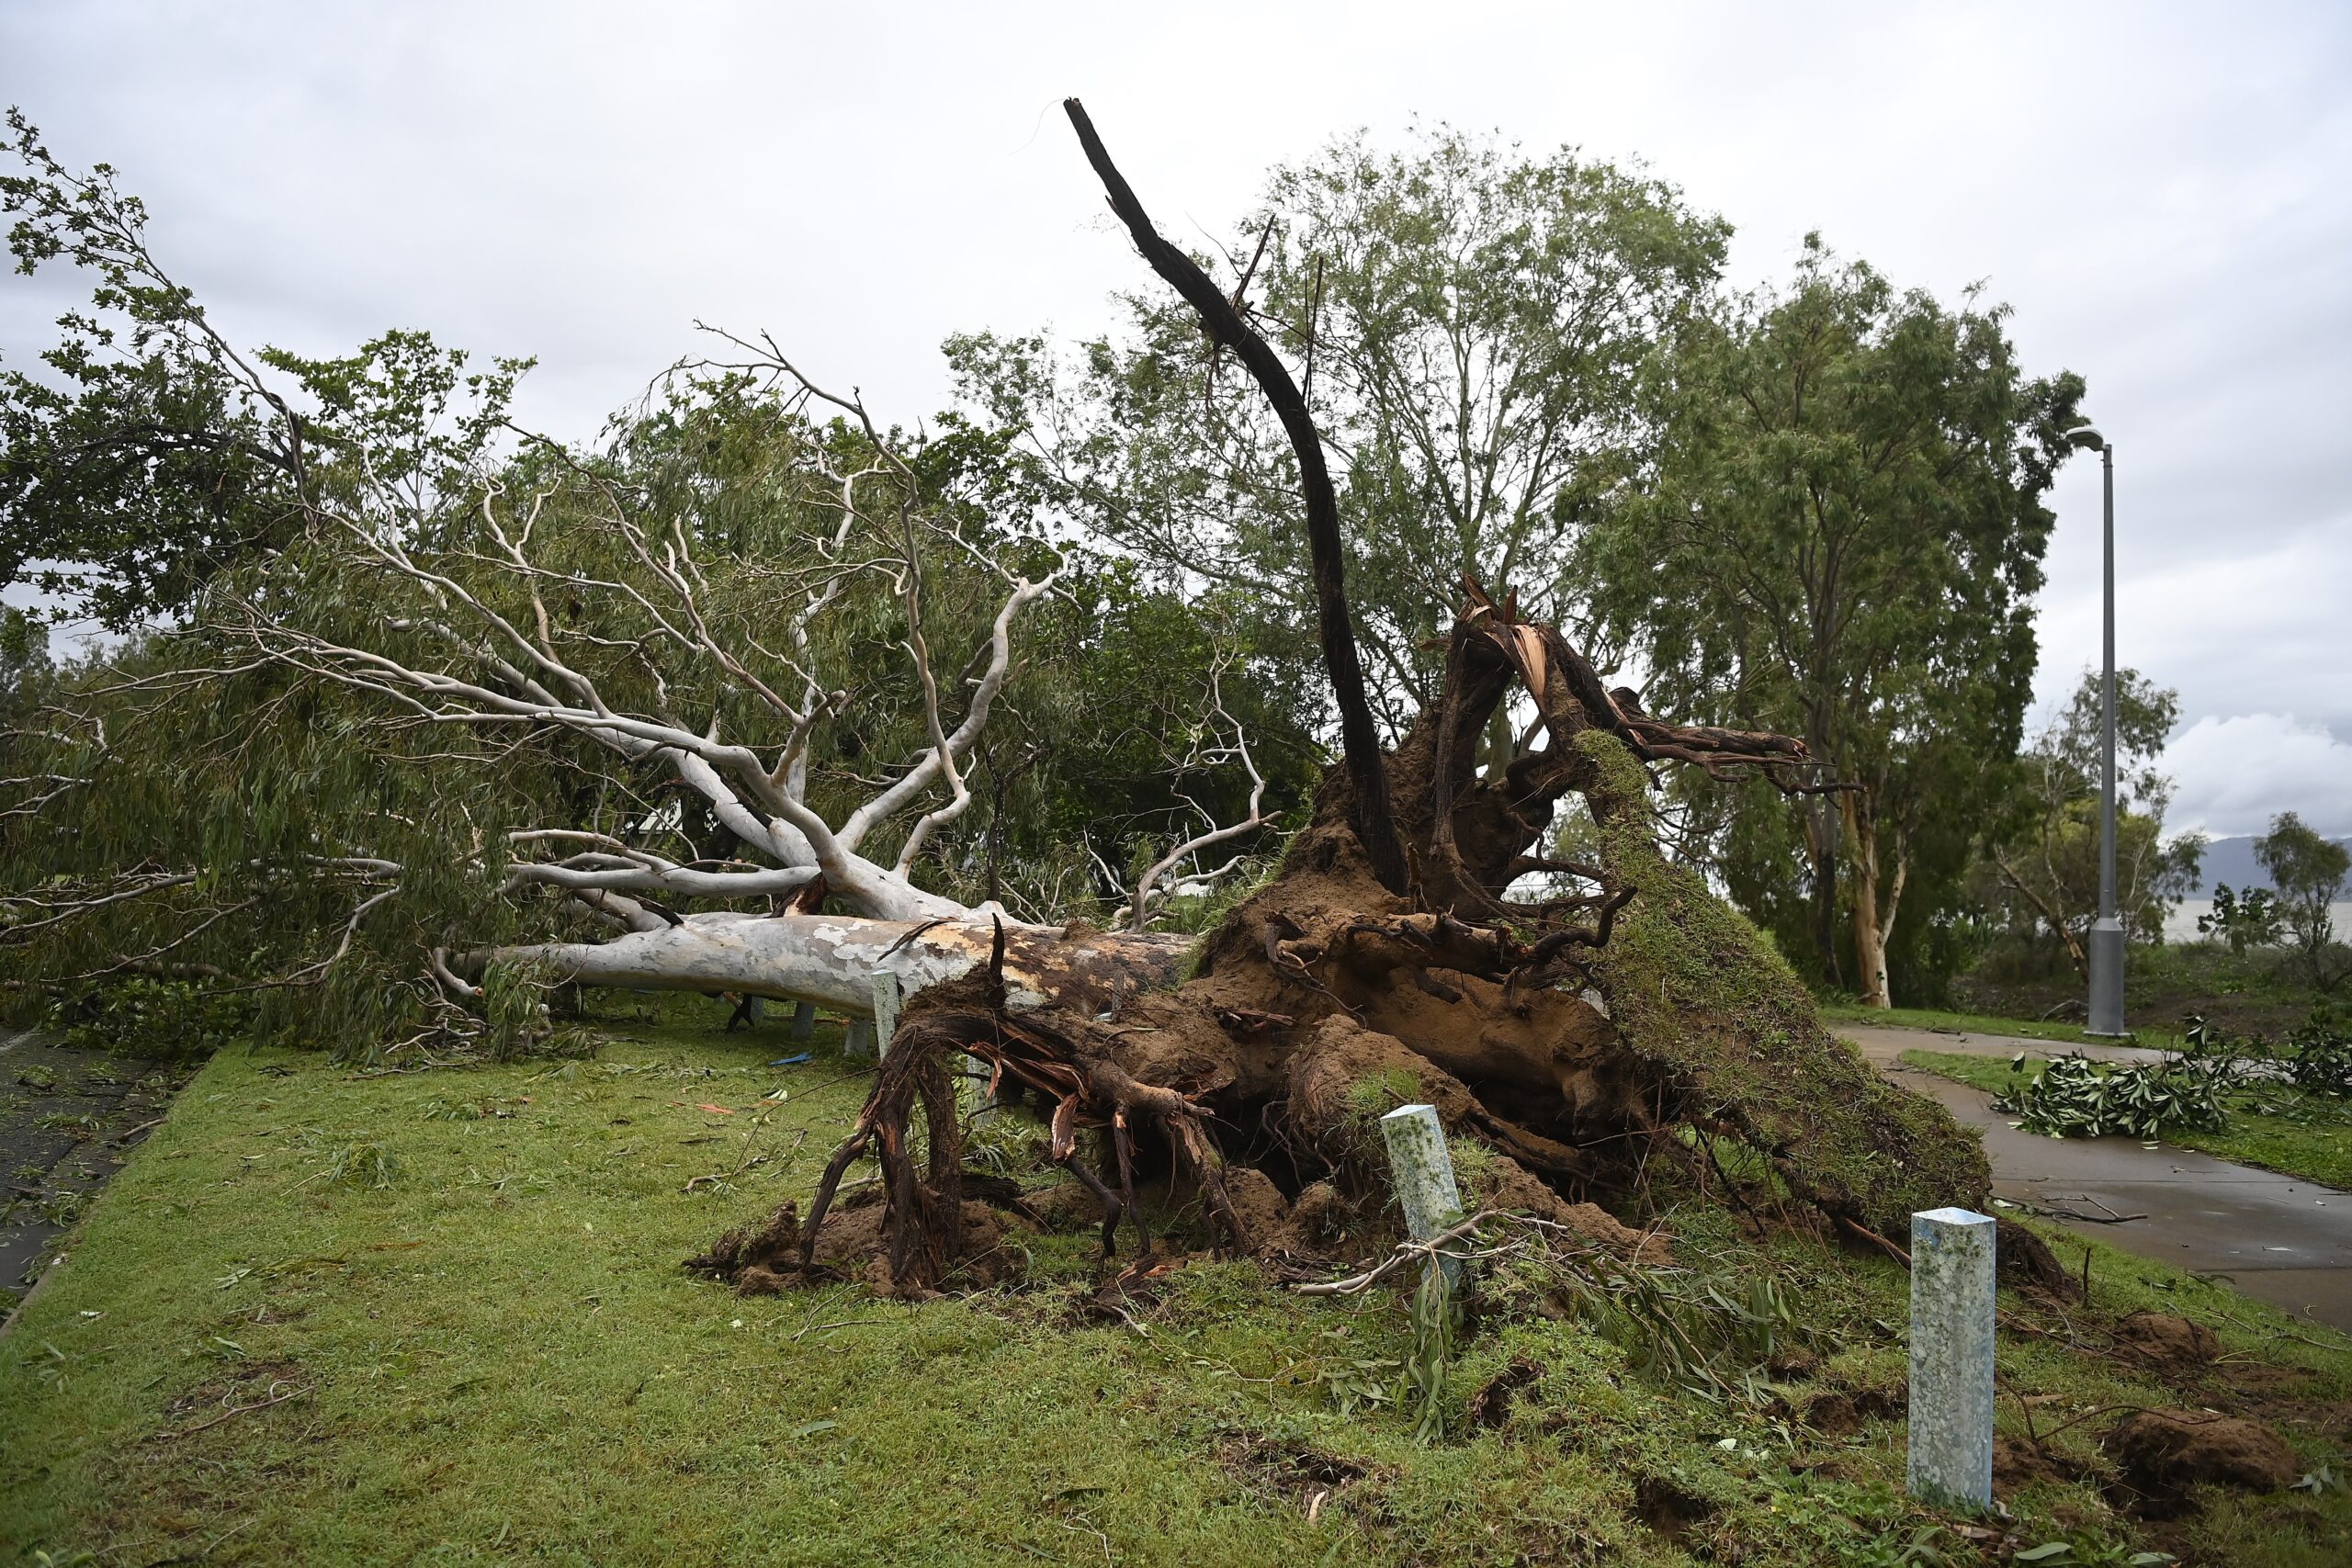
[1986,668,2205,974]
[948,124,1726,739]
[1587,238,2084,1006]
[2257,811,2350,990]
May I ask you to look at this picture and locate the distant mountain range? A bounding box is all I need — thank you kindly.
[2186,834,2352,897]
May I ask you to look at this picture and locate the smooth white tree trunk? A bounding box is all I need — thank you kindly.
[485,911,1191,1017]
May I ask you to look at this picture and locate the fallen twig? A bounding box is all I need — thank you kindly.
[1836,1215,1912,1268]
[152,1381,312,1440]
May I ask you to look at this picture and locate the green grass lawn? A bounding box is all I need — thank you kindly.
[1900,1048,2352,1190]
[1819,1002,2187,1053]
[6,1018,2351,1566]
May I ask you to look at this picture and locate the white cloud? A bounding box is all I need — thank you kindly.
[2035,514,2352,741]
[2164,713,2352,839]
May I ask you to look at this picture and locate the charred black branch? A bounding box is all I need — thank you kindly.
[1063,97,1408,896]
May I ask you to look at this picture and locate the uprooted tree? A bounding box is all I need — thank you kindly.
[0,102,1987,1295]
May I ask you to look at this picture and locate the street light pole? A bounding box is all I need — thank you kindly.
[2077,432,2126,1036]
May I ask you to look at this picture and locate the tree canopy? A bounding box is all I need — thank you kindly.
[1585,237,2085,1006]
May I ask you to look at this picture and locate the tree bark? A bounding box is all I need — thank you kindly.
[1993,851,2089,978]
[1806,796,1844,991]
[480,912,1189,1020]
[1843,789,1895,1010]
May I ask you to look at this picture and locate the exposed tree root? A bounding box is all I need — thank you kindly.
[717,598,1988,1297]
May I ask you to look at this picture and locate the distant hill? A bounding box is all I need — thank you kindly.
[2188,834,2352,897]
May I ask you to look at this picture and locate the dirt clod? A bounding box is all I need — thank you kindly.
[1994,1216,2083,1301]
[1801,1391,1860,1436]
[1465,1357,1543,1428]
[1221,1435,1374,1517]
[1993,1436,2085,1497]
[2105,1408,2298,1514]
[1633,1475,1714,1543]
[2113,1310,2222,1370]
[689,1191,1031,1296]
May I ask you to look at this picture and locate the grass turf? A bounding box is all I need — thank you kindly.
[1818,1003,2188,1054]
[3,1014,2348,1566]
[1899,1048,2352,1191]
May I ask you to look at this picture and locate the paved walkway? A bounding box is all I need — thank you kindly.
[1838,1022,2352,1334]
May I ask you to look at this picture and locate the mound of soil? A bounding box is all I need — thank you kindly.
[1220,1435,1375,1518]
[688,1189,1031,1296]
[1802,1391,1861,1437]
[1633,1474,1715,1545]
[1464,1357,1544,1428]
[1994,1217,2083,1301]
[1993,1436,2085,1497]
[2105,1408,2298,1514]
[2112,1311,2222,1370]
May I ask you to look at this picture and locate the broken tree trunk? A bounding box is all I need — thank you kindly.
[481,912,1186,1021]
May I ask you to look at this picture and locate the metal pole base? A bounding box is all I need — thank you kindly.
[2086,918,2127,1036]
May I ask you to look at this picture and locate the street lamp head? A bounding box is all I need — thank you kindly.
[2065,426,2107,454]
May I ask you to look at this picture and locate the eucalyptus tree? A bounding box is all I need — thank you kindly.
[2256,812,2350,990]
[1587,237,2085,1006]
[1984,668,2204,973]
[0,119,1306,1052]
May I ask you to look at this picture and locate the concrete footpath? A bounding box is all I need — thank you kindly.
[1839,1022,2352,1335]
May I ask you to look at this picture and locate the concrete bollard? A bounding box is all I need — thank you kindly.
[1379,1103,1466,1290]
[786,1002,817,1042]
[842,1019,876,1059]
[1907,1206,1997,1509]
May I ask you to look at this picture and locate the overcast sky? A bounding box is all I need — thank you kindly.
[5,1,2346,838]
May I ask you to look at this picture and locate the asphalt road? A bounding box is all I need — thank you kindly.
[1839,1022,2352,1334]
[0,1029,172,1329]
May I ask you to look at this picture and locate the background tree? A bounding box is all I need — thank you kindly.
[1586,237,2083,1006]
[2199,883,2284,954]
[2256,811,2351,991]
[1981,668,2205,974]
[950,126,1727,739]
[0,110,521,630]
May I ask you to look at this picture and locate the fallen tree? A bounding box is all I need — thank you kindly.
[691,103,1990,1293]
[0,102,1988,1297]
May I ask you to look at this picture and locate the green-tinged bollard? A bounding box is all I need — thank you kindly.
[1907,1206,1997,1508]
[787,1002,816,1042]
[1379,1103,1465,1290]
